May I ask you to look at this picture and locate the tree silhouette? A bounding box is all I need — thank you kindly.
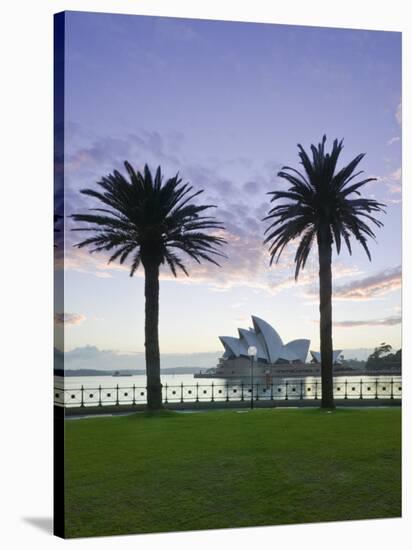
[72,162,226,409]
[264,136,385,408]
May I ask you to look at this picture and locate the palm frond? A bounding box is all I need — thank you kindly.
[72,162,226,277]
[264,136,386,278]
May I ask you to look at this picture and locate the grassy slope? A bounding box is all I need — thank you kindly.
[64,408,401,538]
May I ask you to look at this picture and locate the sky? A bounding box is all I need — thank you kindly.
[55,11,402,370]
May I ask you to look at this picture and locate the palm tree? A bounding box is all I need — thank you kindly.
[72,162,226,410]
[264,136,385,408]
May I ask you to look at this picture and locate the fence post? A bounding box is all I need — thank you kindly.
[116,384,119,406]
[164,383,168,404]
[256,382,259,401]
[390,378,394,400]
[180,382,184,403]
[241,381,244,401]
[314,380,318,400]
[360,379,363,400]
[98,385,102,407]
[270,381,274,401]
[285,381,289,401]
[211,382,214,402]
[132,384,136,405]
[375,378,378,400]
[80,385,84,407]
[300,379,304,400]
[196,382,199,402]
[344,379,348,400]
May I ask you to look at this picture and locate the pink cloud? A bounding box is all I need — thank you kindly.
[332,266,401,300]
[334,315,401,328]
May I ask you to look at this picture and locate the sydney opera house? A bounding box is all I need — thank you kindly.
[205,316,342,378]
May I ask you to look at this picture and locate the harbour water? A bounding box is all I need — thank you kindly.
[55,373,402,407]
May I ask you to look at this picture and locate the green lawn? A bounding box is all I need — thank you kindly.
[64,408,401,538]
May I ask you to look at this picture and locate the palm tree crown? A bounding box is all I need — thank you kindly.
[264,136,385,278]
[72,162,226,274]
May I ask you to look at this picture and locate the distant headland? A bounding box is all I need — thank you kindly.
[54,366,203,377]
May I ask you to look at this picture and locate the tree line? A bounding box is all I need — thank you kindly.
[365,343,401,371]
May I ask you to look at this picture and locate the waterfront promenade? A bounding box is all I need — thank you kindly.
[55,375,401,416]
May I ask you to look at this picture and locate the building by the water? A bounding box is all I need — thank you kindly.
[196,316,342,378]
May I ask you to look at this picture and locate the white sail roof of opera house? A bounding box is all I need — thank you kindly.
[219,316,310,364]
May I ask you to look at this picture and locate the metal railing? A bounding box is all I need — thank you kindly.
[54,378,402,408]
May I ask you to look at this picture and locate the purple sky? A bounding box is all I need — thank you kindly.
[57,12,401,368]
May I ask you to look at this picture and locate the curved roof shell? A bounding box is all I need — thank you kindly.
[238,328,268,361]
[252,316,284,363]
[282,339,311,363]
[219,336,248,358]
[218,316,312,364]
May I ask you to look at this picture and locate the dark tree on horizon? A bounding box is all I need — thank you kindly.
[72,162,226,410]
[366,343,401,371]
[264,136,385,408]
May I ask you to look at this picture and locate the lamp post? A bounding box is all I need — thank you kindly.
[248,346,257,410]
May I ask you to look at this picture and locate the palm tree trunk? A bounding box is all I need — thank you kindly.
[317,227,335,409]
[144,262,163,410]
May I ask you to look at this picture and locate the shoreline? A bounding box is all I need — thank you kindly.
[194,369,401,379]
[54,369,401,379]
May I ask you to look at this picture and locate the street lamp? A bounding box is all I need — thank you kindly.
[248,346,257,409]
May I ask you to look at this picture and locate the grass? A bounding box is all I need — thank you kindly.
[64,407,401,538]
